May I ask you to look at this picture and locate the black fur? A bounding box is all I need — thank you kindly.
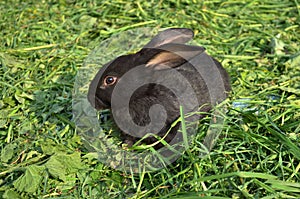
[87,28,231,149]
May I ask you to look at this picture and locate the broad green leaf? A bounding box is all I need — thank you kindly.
[57,152,85,172]
[13,165,44,193]
[45,155,67,182]
[55,173,78,192]
[1,143,15,163]
[3,189,22,199]
[44,152,84,182]
[40,139,68,155]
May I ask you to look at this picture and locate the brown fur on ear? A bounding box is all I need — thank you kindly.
[145,43,205,70]
[145,51,186,70]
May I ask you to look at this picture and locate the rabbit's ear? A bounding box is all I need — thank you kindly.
[143,28,194,48]
[146,43,205,70]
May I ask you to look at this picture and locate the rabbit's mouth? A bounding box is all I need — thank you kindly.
[87,93,110,110]
[93,96,110,110]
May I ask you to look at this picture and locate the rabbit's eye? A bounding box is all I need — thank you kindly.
[104,76,117,86]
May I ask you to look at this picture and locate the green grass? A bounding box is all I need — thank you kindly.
[0,0,300,198]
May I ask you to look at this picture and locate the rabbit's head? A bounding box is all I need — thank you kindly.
[88,28,207,109]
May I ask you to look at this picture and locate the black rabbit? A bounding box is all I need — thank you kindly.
[88,28,231,149]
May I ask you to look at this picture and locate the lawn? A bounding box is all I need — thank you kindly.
[0,0,300,198]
